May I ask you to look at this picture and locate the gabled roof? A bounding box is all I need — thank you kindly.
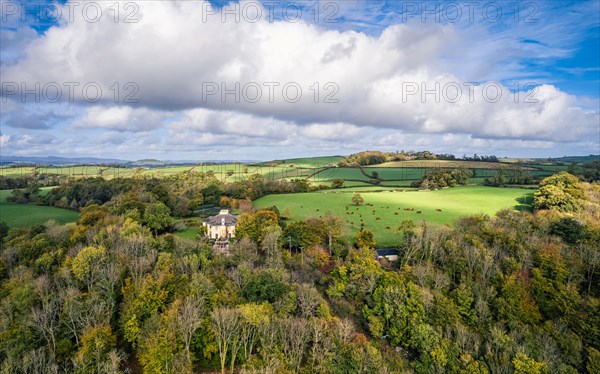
[203,210,237,226]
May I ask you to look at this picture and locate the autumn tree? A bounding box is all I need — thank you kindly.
[238,302,272,361]
[352,193,364,206]
[355,229,376,249]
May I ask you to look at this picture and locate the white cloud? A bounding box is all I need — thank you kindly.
[71,106,168,132]
[0,134,10,147]
[0,0,598,158]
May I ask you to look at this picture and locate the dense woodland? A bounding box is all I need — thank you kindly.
[0,171,599,373]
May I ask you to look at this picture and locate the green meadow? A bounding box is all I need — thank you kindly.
[254,186,533,246]
[0,188,79,227]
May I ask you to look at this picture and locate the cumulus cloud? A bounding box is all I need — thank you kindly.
[71,106,169,132]
[0,0,598,158]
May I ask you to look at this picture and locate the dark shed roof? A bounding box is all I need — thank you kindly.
[376,248,399,256]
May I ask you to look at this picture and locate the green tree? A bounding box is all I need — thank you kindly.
[550,217,587,244]
[143,202,175,235]
[243,271,289,303]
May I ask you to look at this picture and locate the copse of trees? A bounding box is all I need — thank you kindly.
[462,154,499,162]
[484,166,533,186]
[340,150,465,166]
[581,161,600,181]
[341,151,388,166]
[0,175,69,190]
[411,168,474,189]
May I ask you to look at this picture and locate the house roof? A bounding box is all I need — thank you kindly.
[376,248,399,256]
[203,210,238,226]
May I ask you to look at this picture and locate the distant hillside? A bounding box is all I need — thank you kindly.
[260,155,345,168]
[552,155,599,164]
[503,155,599,165]
[0,155,129,166]
[0,156,261,168]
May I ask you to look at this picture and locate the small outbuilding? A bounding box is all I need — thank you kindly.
[375,248,400,262]
[202,209,237,240]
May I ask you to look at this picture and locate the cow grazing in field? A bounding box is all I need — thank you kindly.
[416,211,422,214]
[376,217,381,220]
[436,208,442,212]
[394,212,399,215]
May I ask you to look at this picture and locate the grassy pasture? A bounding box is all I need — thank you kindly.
[308,167,499,184]
[0,188,79,227]
[254,186,533,246]
[265,156,344,168]
[373,160,535,169]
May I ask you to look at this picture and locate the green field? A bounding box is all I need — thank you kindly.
[0,188,79,227]
[373,160,533,169]
[2,154,580,188]
[254,186,533,246]
[503,155,599,165]
[265,156,344,168]
[308,164,541,185]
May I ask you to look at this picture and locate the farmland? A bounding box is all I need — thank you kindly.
[254,186,533,246]
[2,154,592,189]
[0,188,79,227]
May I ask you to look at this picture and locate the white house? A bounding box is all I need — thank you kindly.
[202,209,237,240]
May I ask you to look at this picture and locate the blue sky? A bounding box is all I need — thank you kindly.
[1,0,598,160]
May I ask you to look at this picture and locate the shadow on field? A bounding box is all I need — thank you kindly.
[514,193,534,212]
